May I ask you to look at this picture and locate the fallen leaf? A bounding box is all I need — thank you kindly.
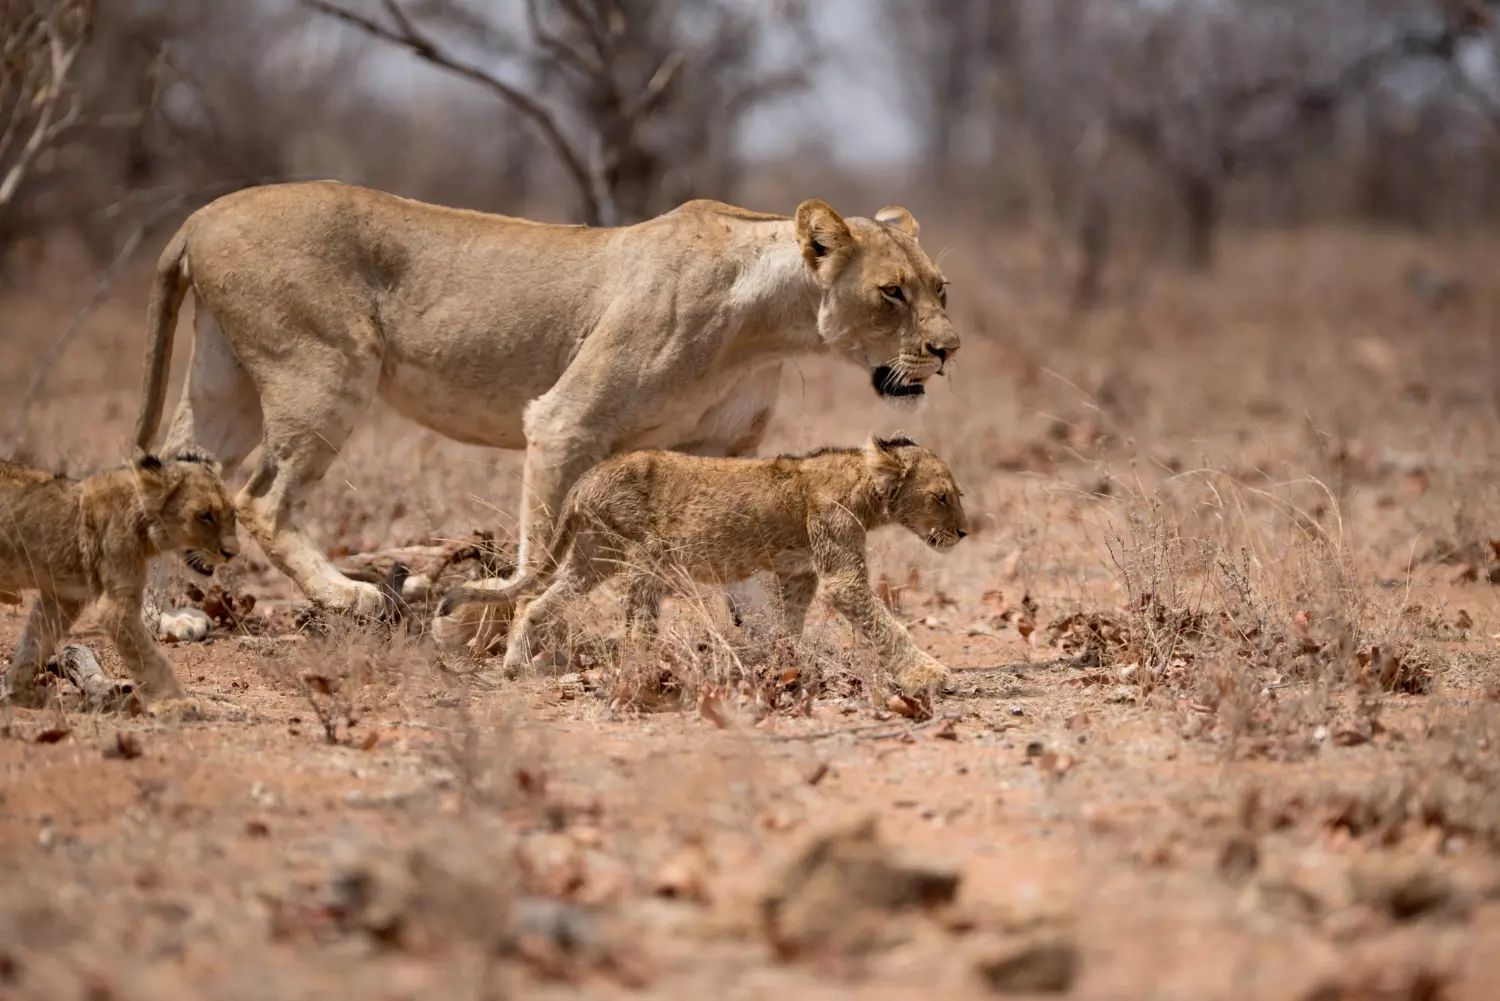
[1293,610,1311,638]
[887,694,918,718]
[302,673,339,696]
[698,690,728,729]
[360,730,380,751]
[245,819,271,838]
[1037,751,1076,777]
[999,549,1023,582]
[102,731,143,760]
[653,846,711,904]
[804,762,830,786]
[933,719,958,740]
[35,726,70,745]
[1065,712,1092,731]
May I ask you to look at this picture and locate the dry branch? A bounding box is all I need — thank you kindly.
[303,0,602,224]
[0,0,94,218]
[52,644,134,712]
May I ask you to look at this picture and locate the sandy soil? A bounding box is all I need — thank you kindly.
[2,225,1499,1000]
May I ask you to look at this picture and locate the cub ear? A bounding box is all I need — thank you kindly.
[795,198,855,283]
[865,432,905,482]
[168,445,223,476]
[874,205,919,240]
[131,450,172,510]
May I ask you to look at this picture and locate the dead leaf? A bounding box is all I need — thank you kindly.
[0,589,20,605]
[934,719,959,741]
[360,730,380,752]
[998,549,1023,582]
[698,690,728,729]
[102,731,143,760]
[887,694,918,718]
[1037,751,1076,777]
[35,726,70,744]
[653,846,711,905]
[1065,712,1092,731]
[1293,610,1312,638]
[804,762,830,786]
[302,673,340,696]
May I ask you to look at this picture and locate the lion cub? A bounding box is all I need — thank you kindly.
[438,434,969,699]
[0,448,239,711]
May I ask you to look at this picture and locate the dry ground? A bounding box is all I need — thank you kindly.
[2,224,1500,1000]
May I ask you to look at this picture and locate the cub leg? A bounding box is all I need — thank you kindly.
[776,572,820,639]
[500,538,610,678]
[4,592,83,708]
[809,515,949,700]
[95,592,188,707]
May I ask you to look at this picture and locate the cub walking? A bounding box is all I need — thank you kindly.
[0,449,239,711]
[437,434,969,699]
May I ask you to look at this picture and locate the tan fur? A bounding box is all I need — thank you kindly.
[130,182,960,641]
[0,449,240,710]
[438,434,969,700]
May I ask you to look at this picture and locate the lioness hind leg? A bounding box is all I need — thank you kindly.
[160,310,264,477]
[4,593,83,708]
[235,353,387,619]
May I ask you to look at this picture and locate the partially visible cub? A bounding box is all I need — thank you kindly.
[0,448,240,711]
[437,434,969,701]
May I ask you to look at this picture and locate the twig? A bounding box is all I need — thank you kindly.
[957,655,1086,675]
[303,0,601,225]
[765,713,957,743]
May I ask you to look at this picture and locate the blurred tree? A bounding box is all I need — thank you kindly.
[307,0,817,225]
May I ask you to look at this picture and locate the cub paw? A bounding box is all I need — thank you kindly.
[896,653,950,700]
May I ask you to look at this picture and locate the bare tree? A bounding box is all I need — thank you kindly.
[1,0,98,229]
[306,0,815,226]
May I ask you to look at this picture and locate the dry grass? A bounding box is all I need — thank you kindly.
[2,222,1499,998]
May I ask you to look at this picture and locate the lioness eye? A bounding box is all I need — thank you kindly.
[880,284,905,303]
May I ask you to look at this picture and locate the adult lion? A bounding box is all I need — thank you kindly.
[133,182,960,638]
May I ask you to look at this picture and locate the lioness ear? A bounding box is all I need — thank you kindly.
[875,206,919,240]
[795,198,855,282]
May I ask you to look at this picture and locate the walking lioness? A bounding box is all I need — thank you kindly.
[437,434,969,700]
[131,183,959,640]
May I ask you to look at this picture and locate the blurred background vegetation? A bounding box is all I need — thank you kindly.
[2,0,1498,307]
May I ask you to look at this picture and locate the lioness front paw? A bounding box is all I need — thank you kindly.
[896,653,950,700]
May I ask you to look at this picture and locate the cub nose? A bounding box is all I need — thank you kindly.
[956,529,967,539]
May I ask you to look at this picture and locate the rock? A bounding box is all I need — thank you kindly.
[760,814,960,959]
[1348,855,1469,923]
[974,936,1080,993]
[159,607,213,643]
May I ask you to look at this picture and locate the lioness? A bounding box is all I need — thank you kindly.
[438,434,969,699]
[131,182,959,642]
[0,449,239,710]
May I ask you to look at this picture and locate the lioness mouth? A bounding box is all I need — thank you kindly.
[871,365,925,399]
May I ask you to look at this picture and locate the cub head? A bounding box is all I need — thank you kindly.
[796,199,959,406]
[865,433,968,550]
[131,447,240,576]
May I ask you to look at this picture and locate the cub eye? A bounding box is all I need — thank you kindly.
[880,284,905,303]
[197,510,216,525]
[938,283,949,307]
[935,493,948,506]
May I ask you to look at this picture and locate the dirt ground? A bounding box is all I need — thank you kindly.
[3,224,1500,1000]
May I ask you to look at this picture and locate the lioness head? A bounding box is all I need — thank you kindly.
[866,434,969,550]
[796,199,959,405]
[132,448,240,576]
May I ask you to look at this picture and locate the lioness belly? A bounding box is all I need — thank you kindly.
[376,364,530,449]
